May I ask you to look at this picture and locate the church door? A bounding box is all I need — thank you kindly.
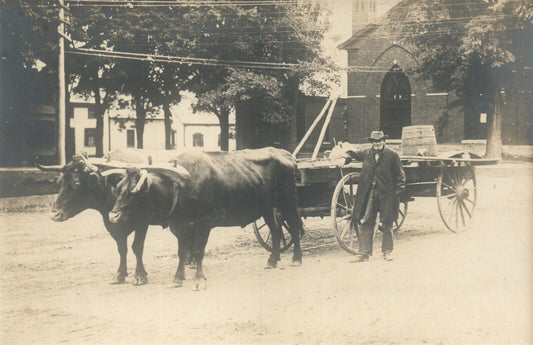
[380,65,411,139]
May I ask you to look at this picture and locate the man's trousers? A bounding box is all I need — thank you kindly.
[358,188,393,256]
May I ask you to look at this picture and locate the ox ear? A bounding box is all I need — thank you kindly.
[144,166,190,188]
[87,172,100,187]
[101,168,126,188]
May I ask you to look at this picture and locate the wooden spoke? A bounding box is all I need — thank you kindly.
[335,202,351,213]
[463,197,476,205]
[459,199,472,218]
[252,210,294,253]
[393,202,408,233]
[331,173,360,255]
[458,200,466,228]
[441,181,456,192]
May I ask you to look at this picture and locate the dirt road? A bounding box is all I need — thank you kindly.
[1,163,531,345]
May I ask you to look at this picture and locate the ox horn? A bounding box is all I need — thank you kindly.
[131,169,151,193]
[34,158,64,172]
[101,168,127,177]
[78,154,99,172]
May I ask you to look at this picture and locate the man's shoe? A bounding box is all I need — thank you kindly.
[350,254,369,263]
[383,252,393,261]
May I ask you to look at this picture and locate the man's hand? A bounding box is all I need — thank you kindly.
[340,156,352,167]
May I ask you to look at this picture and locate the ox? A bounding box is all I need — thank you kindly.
[37,155,154,285]
[109,147,304,288]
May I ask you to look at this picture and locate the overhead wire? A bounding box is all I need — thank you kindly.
[62,0,501,8]
[53,0,528,71]
[66,47,298,69]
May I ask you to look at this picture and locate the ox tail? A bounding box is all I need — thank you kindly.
[276,162,304,238]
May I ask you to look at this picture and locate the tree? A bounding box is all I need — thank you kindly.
[68,5,127,156]
[1,0,60,165]
[68,4,188,151]
[66,1,337,152]
[103,4,190,150]
[410,0,532,159]
[186,2,337,150]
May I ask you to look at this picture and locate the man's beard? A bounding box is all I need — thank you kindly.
[372,145,385,153]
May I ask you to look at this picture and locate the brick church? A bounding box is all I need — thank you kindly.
[326,0,531,147]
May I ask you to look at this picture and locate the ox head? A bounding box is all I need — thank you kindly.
[36,155,124,222]
[109,165,190,224]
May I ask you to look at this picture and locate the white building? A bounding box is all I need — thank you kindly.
[69,98,235,156]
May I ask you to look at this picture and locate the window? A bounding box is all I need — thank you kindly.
[127,129,135,148]
[87,108,95,119]
[84,128,96,147]
[170,130,176,148]
[361,1,364,10]
[354,1,359,11]
[193,133,204,147]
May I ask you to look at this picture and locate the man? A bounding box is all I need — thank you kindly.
[343,130,406,262]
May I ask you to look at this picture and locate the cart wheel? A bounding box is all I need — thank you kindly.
[394,200,408,233]
[252,211,294,253]
[332,173,408,254]
[331,172,360,255]
[436,164,477,232]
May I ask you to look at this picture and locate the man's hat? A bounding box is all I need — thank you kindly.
[368,130,388,142]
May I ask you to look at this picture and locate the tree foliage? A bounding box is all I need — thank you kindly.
[186,2,337,150]
[1,0,59,109]
[409,0,532,158]
[3,0,339,155]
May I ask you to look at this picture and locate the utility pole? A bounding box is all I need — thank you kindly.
[57,0,66,165]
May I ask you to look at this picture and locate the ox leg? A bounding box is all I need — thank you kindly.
[279,206,303,266]
[110,234,128,284]
[264,211,282,269]
[277,169,304,265]
[131,225,149,286]
[170,225,194,288]
[191,226,211,291]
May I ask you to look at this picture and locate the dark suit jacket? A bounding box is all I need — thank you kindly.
[346,147,406,224]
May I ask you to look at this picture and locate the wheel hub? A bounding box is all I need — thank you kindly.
[455,186,469,200]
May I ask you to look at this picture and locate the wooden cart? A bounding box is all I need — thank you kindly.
[253,99,499,254]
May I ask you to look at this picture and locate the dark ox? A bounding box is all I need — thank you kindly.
[37,156,153,285]
[109,147,304,288]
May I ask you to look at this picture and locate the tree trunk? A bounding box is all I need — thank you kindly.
[287,76,300,150]
[134,96,146,149]
[93,89,105,157]
[218,109,230,151]
[484,90,503,160]
[163,102,173,150]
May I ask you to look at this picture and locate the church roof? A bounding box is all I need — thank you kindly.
[338,0,491,51]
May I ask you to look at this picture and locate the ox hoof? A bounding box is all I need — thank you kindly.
[193,279,207,291]
[264,262,277,269]
[132,275,148,286]
[290,260,302,267]
[169,279,184,288]
[110,274,126,284]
